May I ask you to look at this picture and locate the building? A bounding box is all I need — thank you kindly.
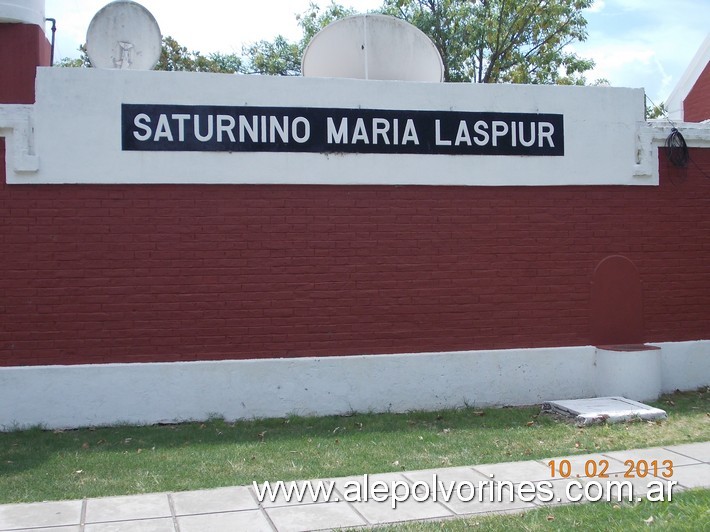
[1,3,708,429]
[666,34,710,122]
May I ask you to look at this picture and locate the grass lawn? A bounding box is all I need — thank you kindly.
[0,388,708,504]
[373,488,710,531]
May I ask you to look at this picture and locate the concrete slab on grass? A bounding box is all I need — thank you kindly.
[542,397,667,426]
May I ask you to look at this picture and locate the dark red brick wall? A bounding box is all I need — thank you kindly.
[0,24,50,103]
[684,60,710,122]
[1,139,708,366]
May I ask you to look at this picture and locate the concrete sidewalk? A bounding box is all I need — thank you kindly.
[1,442,708,531]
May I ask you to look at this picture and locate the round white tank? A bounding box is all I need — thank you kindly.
[0,0,45,26]
[302,14,444,82]
[86,0,162,70]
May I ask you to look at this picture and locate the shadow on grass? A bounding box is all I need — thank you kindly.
[0,388,706,503]
[1,403,540,471]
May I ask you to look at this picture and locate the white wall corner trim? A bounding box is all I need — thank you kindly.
[665,34,710,120]
[0,105,39,173]
[653,340,710,393]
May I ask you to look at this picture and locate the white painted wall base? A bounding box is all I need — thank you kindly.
[595,346,662,401]
[655,340,710,393]
[0,340,707,430]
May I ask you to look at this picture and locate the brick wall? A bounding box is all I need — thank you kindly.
[0,24,50,103]
[1,140,709,366]
[684,60,710,122]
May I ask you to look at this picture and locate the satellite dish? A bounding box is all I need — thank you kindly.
[86,0,162,70]
[302,14,444,82]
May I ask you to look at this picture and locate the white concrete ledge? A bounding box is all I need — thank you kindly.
[653,340,710,393]
[6,68,657,186]
[0,340,707,430]
[595,345,662,401]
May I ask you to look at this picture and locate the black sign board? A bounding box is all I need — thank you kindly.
[122,104,564,156]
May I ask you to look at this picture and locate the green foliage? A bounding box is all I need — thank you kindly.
[54,1,595,85]
[241,35,302,76]
[297,1,358,47]
[55,44,91,68]
[156,36,241,73]
[646,101,668,120]
[240,2,357,75]
[56,3,354,76]
[55,37,242,74]
[378,489,710,531]
[381,0,474,82]
[381,0,596,84]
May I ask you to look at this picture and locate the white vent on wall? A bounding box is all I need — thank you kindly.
[302,14,444,82]
[86,0,161,70]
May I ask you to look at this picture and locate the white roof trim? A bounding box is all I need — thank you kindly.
[666,33,710,120]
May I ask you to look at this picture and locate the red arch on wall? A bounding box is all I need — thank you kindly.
[591,255,644,346]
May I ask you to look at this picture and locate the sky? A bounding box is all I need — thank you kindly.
[43,0,710,104]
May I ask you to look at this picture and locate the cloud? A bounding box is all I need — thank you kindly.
[575,0,710,100]
[652,58,674,105]
[586,0,606,13]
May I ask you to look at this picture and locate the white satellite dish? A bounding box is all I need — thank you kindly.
[86,0,162,70]
[302,14,444,82]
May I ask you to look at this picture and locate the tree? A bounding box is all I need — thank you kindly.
[55,44,91,68]
[56,36,242,73]
[155,36,242,73]
[646,101,667,120]
[381,0,595,84]
[297,1,358,46]
[207,53,245,74]
[241,36,301,76]
[382,0,473,82]
[56,2,350,77]
[240,2,356,75]
[56,1,595,86]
